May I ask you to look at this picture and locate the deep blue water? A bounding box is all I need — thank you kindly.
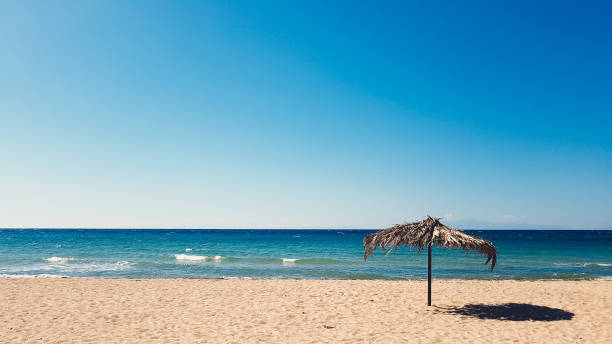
[0,229,610,280]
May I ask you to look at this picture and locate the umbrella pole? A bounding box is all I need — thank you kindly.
[427,243,432,306]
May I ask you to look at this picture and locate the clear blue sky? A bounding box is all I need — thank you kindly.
[1,1,611,229]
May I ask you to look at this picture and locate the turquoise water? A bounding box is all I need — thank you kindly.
[0,229,610,280]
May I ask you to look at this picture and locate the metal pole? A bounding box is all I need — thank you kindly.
[427,243,432,306]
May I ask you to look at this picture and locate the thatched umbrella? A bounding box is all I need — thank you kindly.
[364,216,497,306]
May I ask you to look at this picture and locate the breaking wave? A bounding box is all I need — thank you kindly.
[45,257,78,264]
[553,262,612,269]
[174,254,223,262]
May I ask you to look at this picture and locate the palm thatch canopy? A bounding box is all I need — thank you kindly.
[363,216,497,270]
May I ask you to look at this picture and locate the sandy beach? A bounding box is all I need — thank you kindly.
[1,279,610,343]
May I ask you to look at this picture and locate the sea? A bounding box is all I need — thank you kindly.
[0,229,610,280]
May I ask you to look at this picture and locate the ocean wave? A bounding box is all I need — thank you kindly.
[553,262,612,269]
[45,257,78,264]
[211,256,352,265]
[583,263,612,269]
[56,261,133,273]
[41,257,132,272]
[175,254,207,261]
[2,265,55,273]
[174,254,223,262]
[515,273,598,280]
[277,257,352,265]
[280,257,348,265]
[293,258,351,265]
[219,276,253,280]
[172,255,348,265]
[541,273,598,280]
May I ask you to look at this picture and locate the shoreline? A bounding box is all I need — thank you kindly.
[2,279,610,343]
[2,275,610,281]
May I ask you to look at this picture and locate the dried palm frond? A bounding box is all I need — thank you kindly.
[363,216,497,270]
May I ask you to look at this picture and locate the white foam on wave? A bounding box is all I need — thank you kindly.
[45,257,77,264]
[175,254,208,261]
[185,248,192,252]
[3,265,54,273]
[60,262,133,273]
[174,254,223,262]
[582,263,612,268]
[554,262,612,268]
[1,260,133,277]
[44,260,132,273]
[219,276,252,280]
[282,258,299,264]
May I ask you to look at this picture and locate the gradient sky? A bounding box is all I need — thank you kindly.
[1,1,611,229]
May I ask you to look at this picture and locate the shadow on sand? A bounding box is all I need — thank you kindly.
[435,303,574,321]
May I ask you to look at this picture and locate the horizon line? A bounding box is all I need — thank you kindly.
[1,227,610,231]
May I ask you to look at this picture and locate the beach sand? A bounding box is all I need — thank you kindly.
[1,279,610,343]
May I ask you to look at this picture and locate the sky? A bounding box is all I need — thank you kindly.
[1,1,611,229]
